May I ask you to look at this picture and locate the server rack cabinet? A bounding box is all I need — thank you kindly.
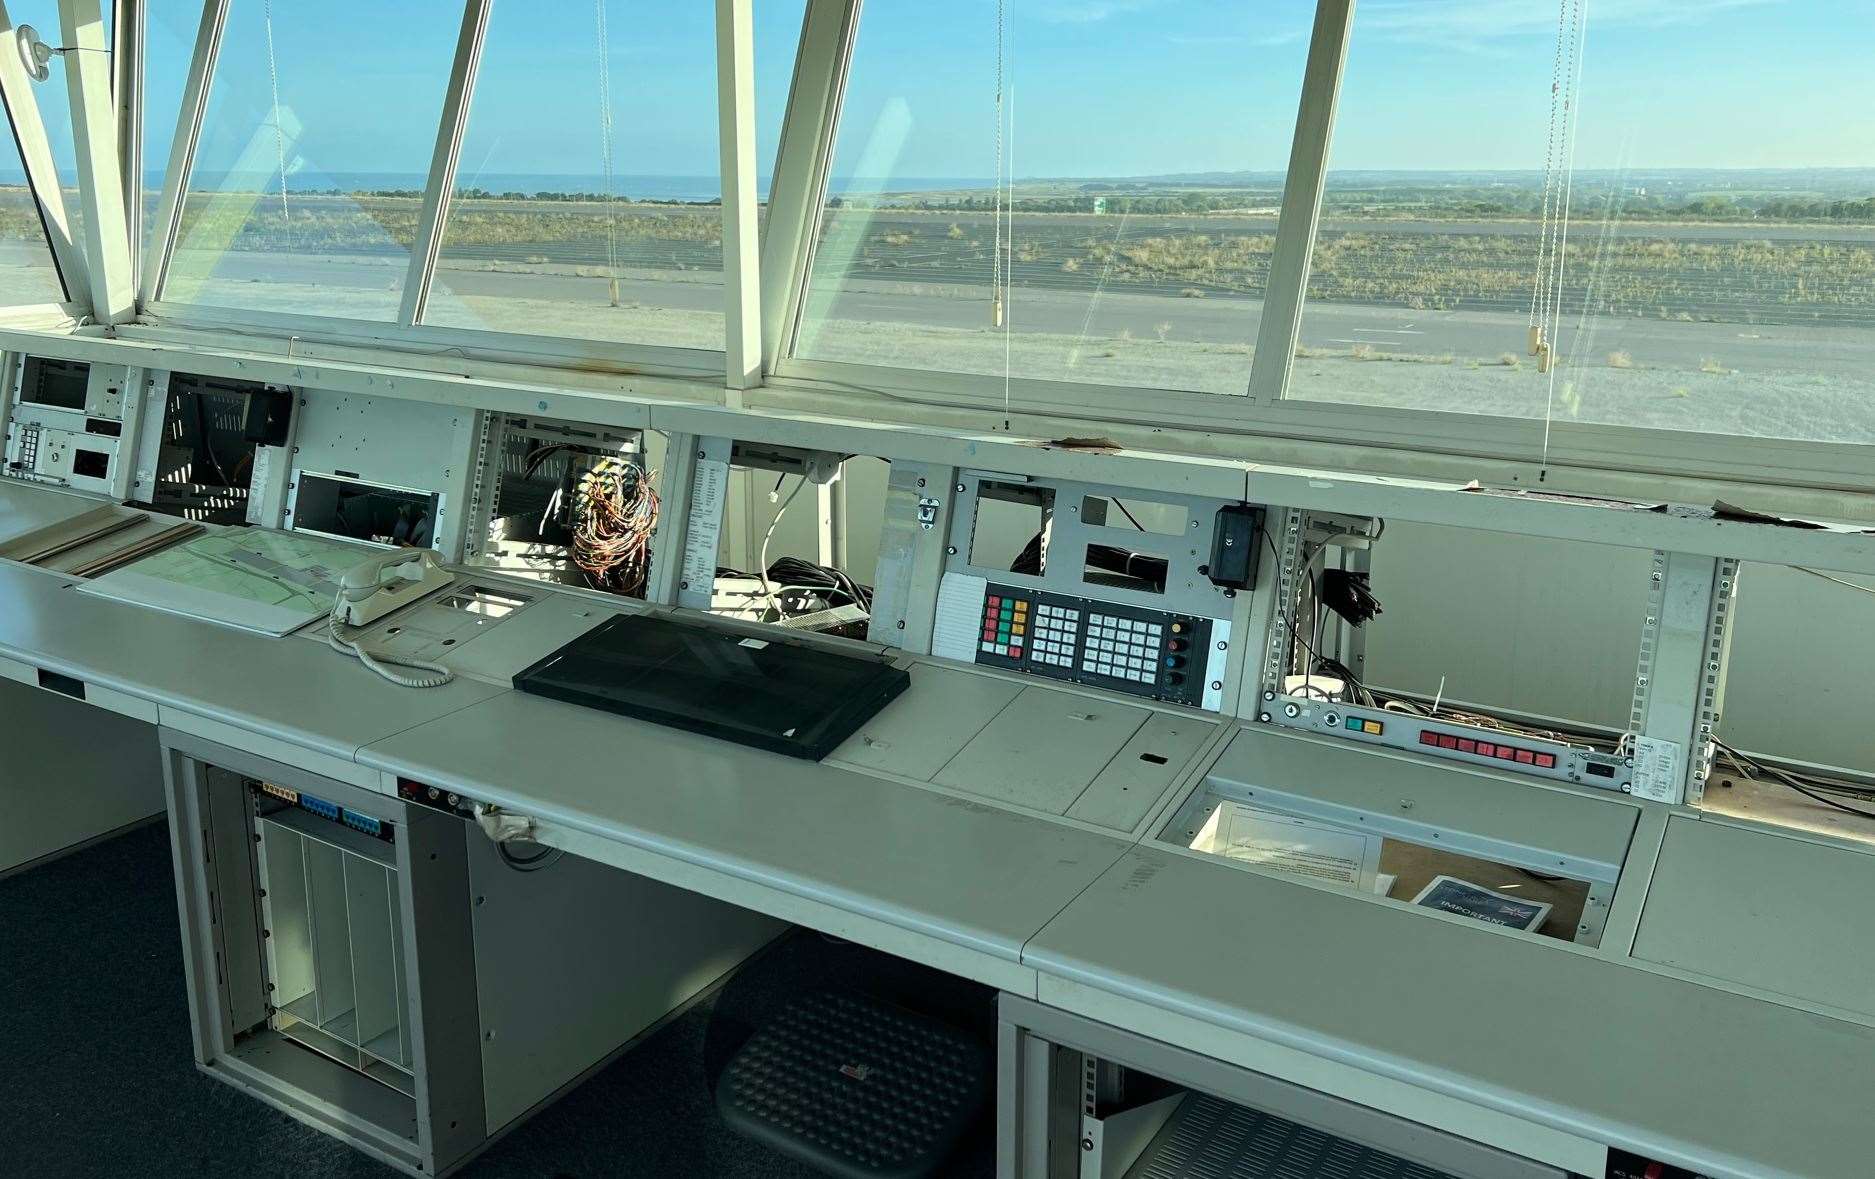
[162,729,782,1175]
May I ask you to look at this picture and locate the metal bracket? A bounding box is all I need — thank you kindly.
[1259,507,1306,701]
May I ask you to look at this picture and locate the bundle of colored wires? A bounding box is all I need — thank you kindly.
[572,459,659,595]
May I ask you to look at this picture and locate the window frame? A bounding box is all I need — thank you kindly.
[761,0,1875,498]
[138,0,745,379]
[71,0,1875,502]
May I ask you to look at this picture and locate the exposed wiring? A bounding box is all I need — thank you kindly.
[572,459,659,595]
[1715,741,1875,821]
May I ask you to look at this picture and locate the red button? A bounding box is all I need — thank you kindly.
[1009,646,1022,657]
[988,596,1000,607]
[1535,753,1556,768]
[1457,738,1477,753]
[1438,735,1459,750]
[1477,742,1496,757]
[1515,749,1535,764]
[1496,747,1515,760]
[1419,731,1439,746]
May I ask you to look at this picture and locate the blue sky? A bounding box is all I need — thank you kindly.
[7,0,1871,191]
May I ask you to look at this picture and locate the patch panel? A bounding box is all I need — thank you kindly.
[258,781,300,805]
[340,809,386,840]
[298,793,341,822]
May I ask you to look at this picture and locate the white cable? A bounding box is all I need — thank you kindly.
[327,615,455,689]
[1798,567,1875,596]
[756,475,811,606]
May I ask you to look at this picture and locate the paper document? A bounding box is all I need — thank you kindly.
[82,526,376,636]
[931,572,989,663]
[1411,875,1552,932]
[1629,736,1682,803]
[678,453,728,603]
[1191,802,1383,892]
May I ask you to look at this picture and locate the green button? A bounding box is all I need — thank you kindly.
[1346,717,1364,731]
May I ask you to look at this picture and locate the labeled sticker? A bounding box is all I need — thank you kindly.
[1630,736,1682,803]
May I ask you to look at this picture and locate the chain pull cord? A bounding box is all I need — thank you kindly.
[1541,0,1590,467]
[990,0,1006,329]
[263,0,288,222]
[596,0,621,306]
[1530,0,1568,357]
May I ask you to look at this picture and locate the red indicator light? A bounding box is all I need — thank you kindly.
[1477,742,1496,757]
[1420,731,1439,746]
[1438,734,1459,750]
[1457,738,1477,753]
[1535,753,1556,768]
[1496,747,1515,760]
[1515,749,1535,764]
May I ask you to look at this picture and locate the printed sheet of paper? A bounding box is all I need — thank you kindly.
[1411,874,1553,932]
[1630,735,1683,803]
[678,452,729,604]
[931,572,989,663]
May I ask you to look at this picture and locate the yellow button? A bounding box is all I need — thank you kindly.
[1363,720,1383,735]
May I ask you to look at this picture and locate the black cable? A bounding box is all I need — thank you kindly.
[497,840,564,872]
[1263,527,1328,677]
[1109,498,1146,530]
[1716,741,1875,820]
[191,391,232,486]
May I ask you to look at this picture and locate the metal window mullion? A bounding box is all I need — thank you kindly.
[716,0,761,389]
[61,0,135,323]
[114,0,143,293]
[757,0,861,375]
[1245,0,1354,404]
[398,0,492,329]
[139,0,227,310]
[0,1,88,305]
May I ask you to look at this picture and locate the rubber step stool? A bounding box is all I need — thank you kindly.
[715,990,990,1179]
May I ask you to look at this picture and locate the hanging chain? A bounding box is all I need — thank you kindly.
[596,0,619,279]
[263,0,288,221]
[991,0,1006,329]
[1529,0,1568,356]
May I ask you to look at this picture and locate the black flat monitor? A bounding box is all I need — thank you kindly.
[513,612,910,761]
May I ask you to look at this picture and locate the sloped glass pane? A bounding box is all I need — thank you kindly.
[795,1,1314,394]
[422,2,802,350]
[163,0,457,320]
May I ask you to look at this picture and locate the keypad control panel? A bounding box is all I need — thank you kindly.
[975,582,1218,708]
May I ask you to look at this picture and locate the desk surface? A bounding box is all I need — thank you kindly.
[358,690,1136,978]
[4,480,1873,1178]
[0,481,100,546]
[0,559,503,760]
[1027,845,1874,1179]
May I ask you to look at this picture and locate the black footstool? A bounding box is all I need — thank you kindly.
[716,990,990,1179]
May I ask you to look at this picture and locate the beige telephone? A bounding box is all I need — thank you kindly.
[326,549,456,688]
[332,548,455,628]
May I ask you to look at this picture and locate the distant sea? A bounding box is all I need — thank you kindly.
[0,169,1003,200]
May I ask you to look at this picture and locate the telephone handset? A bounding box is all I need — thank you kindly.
[326,548,457,688]
[333,548,455,628]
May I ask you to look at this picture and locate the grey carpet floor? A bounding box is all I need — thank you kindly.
[0,820,996,1178]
